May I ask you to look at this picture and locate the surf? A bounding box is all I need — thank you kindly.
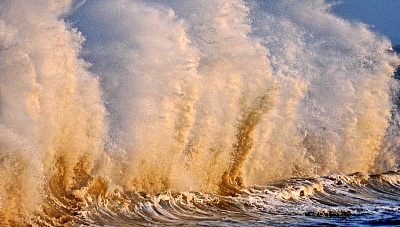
[0,0,399,225]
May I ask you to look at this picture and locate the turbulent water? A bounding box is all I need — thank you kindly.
[1,0,400,226]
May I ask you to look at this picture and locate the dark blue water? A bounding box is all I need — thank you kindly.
[32,171,400,226]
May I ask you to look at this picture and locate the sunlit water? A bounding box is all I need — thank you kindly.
[0,0,400,225]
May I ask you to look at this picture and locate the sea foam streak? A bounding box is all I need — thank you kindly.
[0,0,399,225]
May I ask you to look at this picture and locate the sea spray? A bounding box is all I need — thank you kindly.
[245,0,400,185]
[71,0,276,193]
[70,0,203,193]
[0,0,399,224]
[0,0,105,222]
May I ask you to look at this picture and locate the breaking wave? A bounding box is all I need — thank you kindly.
[0,0,399,225]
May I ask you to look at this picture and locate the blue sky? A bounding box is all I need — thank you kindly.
[327,0,400,44]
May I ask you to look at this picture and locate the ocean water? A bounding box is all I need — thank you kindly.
[0,0,400,226]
